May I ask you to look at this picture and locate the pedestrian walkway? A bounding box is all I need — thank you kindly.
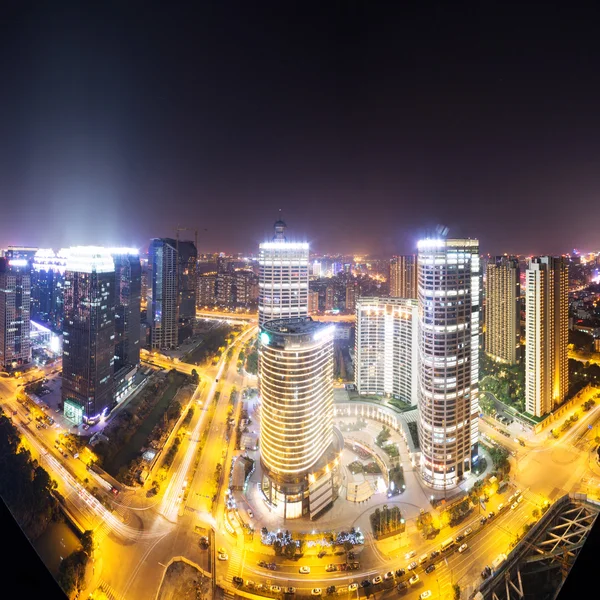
[225,548,243,582]
[97,578,126,600]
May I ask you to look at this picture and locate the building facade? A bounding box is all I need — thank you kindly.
[525,257,569,416]
[30,249,66,331]
[390,255,418,299]
[417,238,480,490]
[259,317,337,519]
[345,281,358,312]
[258,220,309,326]
[308,290,319,314]
[355,297,419,404]
[149,238,178,350]
[197,272,217,306]
[0,258,32,368]
[485,256,521,364]
[62,247,116,422]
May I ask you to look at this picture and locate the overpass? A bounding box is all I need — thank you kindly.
[471,493,600,600]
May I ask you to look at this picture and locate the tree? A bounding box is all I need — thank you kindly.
[81,530,94,556]
[376,426,391,447]
[453,584,461,600]
[191,369,199,384]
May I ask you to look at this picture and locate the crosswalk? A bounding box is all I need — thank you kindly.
[97,579,125,600]
[224,548,243,583]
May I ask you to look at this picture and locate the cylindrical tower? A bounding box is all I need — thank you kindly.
[417,238,480,490]
[259,316,335,518]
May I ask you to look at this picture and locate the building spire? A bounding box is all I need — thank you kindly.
[273,209,287,240]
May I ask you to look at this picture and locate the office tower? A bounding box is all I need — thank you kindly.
[140,257,149,307]
[62,247,115,423]
[345,281,358,312]
[30,249,66,331]
[485,256,521,364]
[417,238,480,489]
[177,240,197,321]
[4,246,38,263]
[355,297,419,404]
[258,219,309,326]
[259,317,336,519]
[197,272,217,306]
[525,257,569,417]
[149,238,178,350]
[389,255,418,299]
[308,290,319,314]
[0,257,32,368]
[112,249,141,377]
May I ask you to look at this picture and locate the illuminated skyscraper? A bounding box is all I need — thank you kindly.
[149,238,178,350]
[112,249,141,379]
[0,257,32,368]
[525,257,569,417]
[389,255,418,299]
[258,219,309,326]
[31,249,67,331]
[345,281,358,312]
[417,238,480,489]
[485,256,521,364]
[62,247,115,423]
[259,317,337,519]
[308,290,319,314]
[355,297,418,404]
[177,239,197,321]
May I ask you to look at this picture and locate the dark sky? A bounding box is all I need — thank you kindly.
[1,1,599,256]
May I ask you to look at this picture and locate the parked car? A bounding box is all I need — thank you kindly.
[245,580,255,589]
[372,576,382,585]
[217,552,228,561]
[233,577,243,586]
[395,568,406,577]
[348,584,358,592]
[360,580,371,588]
[458,543,468,553]
[311,589,322,597]
[397,582,408,592]
[286,588,296,594]
[326,586,336,595]
[408,574,420,586]
[420,592,432,599]
[384,571,395,580]
[429,551,440,560]
[325,564,337,573]
[425,564,436,574]
[299,566,311,574]
[511,502,518,510]
[407,561,418,571]
[270,586,282,593]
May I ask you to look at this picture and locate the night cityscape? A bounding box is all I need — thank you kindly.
[2,3,600,600]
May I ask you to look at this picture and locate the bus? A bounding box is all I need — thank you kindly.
[441,538,455,552]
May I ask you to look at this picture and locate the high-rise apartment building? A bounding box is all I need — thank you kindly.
[525,257,569,417]
[417,239,480,489]
[197,272,217,306]
[62,247,115,423]
[149,238,178,350]
[485,256,521,364]
[177,240,197,321]
[355,297,419,404]
[258,219,309,326]
[259,317,337,519]
[325,286,335,311]
[308,290,319,314]
[345,281,358,312]
[0,257,32,368]
[389,255,418,299]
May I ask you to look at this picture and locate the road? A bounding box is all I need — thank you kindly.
[196,309,356,324]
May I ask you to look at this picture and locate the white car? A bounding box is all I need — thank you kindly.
[384,571,395,580]
[299,566,311,574]
[270,586,282,593]
[311,589,322,596]
[408,574,420,586]
[463,527,473,536]
[458,543,468,553]
[511,502,518,510]
[372,576,382,585]
[217,552,228,561]
[404,550,416,560]
[407,561,418,571]
[420,592,432,600]
[517,494,523,503]
[348,583,358,592]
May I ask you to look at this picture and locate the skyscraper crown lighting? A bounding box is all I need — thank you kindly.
[66,246,115,274]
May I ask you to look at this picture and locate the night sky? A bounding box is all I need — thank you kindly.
[1,2,599,256]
